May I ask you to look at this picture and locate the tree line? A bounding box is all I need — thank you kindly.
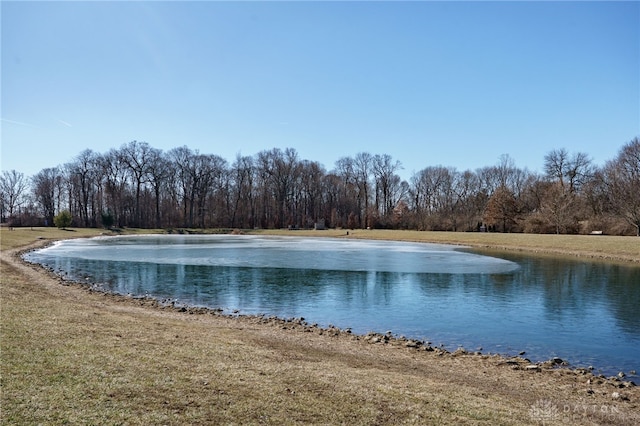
[1,138,639,236]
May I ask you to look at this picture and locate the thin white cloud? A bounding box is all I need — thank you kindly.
[58,119,72,128]
[1,117,37,128]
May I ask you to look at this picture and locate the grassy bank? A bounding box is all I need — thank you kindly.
[2,227,639,424]
[252,228,640,263]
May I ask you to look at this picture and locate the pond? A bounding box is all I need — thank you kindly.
[24,234,640,377]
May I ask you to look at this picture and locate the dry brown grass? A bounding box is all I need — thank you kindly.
[0,227,106,251]
[253,229,640,263]
[2,227,640,424]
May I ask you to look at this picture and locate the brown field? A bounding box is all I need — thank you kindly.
[2,227,639,425]
[254,228,640,264]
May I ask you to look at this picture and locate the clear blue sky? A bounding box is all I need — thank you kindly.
[2,1,638,181]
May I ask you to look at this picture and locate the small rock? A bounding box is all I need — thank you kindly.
[525,365,540,372]
[618,371,626,378]
[519,351,526,356]
[552,357,564,364]
[611,392,629,401]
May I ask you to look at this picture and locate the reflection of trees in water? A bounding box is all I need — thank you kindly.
[414,273,458,295]
[36,251,640,343]
[539,260,593,315]
[602,267,640,335]
[413,270,525,309]
[537,260,640,336]
[497,254,640,337]
[411,252,640,341]
[211,267,331,311]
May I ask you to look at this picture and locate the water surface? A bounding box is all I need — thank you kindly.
[24,234,640,377]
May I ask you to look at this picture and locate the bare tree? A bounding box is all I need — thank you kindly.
[256,148,301,228]
[168,146,197,227]
[194,153,227,228]
[65,149,100,227]
[496,154,518,190]
[332,157,358,228]
[565,152,593,193]
[118,141,156,227]
[454,169,483,231]
[604,138,640,236]
[353,152,373,227]
[544,148,570,189]
[0,170,28,223]
[298,160,325,228]
[540,148,596,233]
[410,166,458,230]
[373,154,403,220]
[146,148,170,228]
[229,154,256,229]
[100,149,130,227]
[541,181,578,234]
[32,167,63,226]
[580,168,613,232]
[544,148,593,193]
